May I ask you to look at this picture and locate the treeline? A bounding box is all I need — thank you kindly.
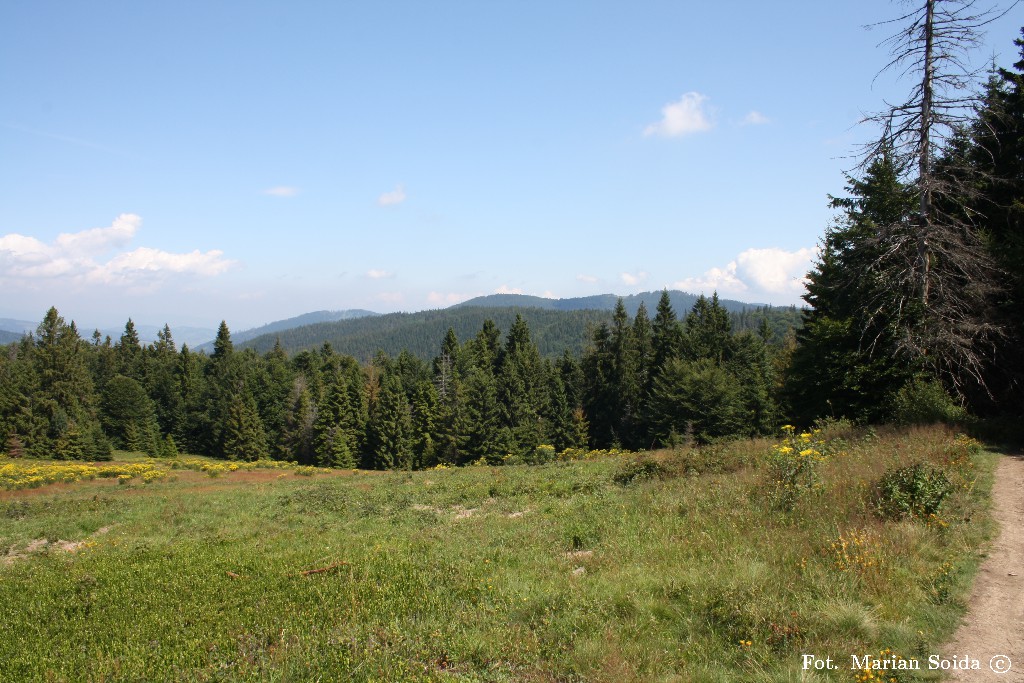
[239,307,617,360]
[0,293,781,466]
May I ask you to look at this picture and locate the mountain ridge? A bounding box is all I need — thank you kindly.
[236,291,802,361]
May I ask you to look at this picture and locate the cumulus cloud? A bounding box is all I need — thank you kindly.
[263,186,299,197]
[0,214,235,290]
[674,247,817,302]
[89,247,232,285]
[366,269,394,279]
[377,184,406,207]
[741,111,770,126]
[495,285,524,295]
[576,274,598,284]
[620,271,649,286]
[644,92,713,138]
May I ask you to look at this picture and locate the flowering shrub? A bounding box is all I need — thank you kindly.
[0,461,164,490]
[556,447,632,462]
[768,425,829,510]
[0,457,330,490]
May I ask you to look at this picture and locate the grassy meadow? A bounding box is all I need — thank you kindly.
[0,424,996,682]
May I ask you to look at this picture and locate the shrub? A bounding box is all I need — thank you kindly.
[875,462,952,519]
[889,379,966,425]
[613,457,668,486]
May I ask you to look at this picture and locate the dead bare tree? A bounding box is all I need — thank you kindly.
[857,0,1012,399]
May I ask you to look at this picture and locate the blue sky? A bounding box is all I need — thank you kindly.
[2,1,1021,332]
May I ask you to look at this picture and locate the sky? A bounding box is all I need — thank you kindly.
[1,1,1021,332]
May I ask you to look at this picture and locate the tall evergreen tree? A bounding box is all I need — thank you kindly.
[857,0,1006,401]
[685,294,732,363]
[787,153,919,422]
[651,290,684,375]
[367,369,412,469]
[31,308,99,458]
[221,392,269,461]
[115,318,143,381]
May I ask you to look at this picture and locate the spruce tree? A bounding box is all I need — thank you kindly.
[222,393,269,461]
[368,370,412,469]
[32,308,100,457]
[787,153,919,422]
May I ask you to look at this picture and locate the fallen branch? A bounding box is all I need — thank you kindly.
[297,561,349,577]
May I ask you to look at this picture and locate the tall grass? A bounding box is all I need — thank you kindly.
[0,424,995,681]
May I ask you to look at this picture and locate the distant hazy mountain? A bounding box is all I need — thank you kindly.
[197,309,379,352]
[0,329,26,344]
[453,290,768,315]
[0,318,37,336]
[94,324,219,350]
[1,316,218,350]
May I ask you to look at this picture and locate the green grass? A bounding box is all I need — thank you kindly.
[0,425,996,681]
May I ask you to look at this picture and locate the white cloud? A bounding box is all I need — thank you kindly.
[576,274,598,284]
[736,247,817,293]
[427,291,475,306]
[263,186,299,197]
[0,214,235,290]
[674,264,747,296]
[377,184,406,207]
[741,111,770,126]
[55,213,139,254]
[644,92,713,138]
[495,285,524,295]
[674,247,817,302]
[620,271,649,286]
[366,269,394,279]
[89,247,232,284]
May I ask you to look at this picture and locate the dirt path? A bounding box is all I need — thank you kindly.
[944,453,1024,682]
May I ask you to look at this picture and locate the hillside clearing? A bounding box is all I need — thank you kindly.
[0,425,998,681]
